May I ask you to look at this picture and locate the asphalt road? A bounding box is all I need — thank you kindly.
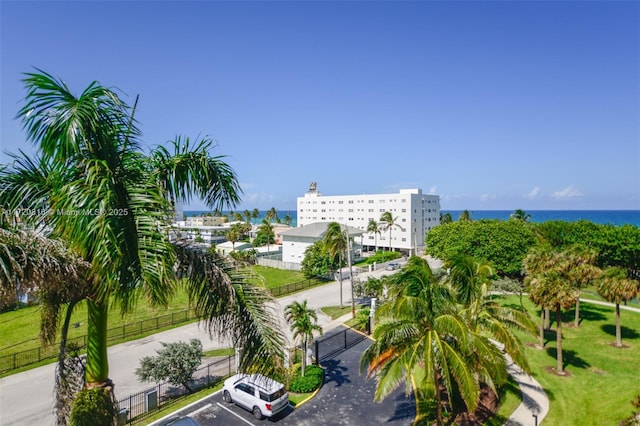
[158,334,415,426]
[0,260,411,426]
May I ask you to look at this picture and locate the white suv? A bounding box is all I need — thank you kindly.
[222,373,289,420]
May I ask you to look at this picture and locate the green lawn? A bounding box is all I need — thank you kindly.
[320,305,352,320]
[496,295,640,425]
[0,266,308,360]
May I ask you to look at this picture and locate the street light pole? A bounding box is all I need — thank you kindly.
[343,225,356,319]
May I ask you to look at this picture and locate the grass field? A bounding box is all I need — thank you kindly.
[0,267,306,358]
[497,295,640,425]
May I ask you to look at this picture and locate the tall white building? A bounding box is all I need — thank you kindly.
[297,183,440,255]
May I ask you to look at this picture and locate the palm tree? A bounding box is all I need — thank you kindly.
[564,245,600,327]
[458,210,472,222]
[444,254,494,306]
[266,207,279,223]
[251,208,260,224]
[225,226,241,251]
[323,222,348,309]
[256,219,275,253]
[510,209,531,222]
[367,219,380,252]
[439,212,453,224]
[361,257,488,425]
[597,267,640,347]
[525,248,580,374]
[284,300,322,376]
[243,209,251,224]
[0,71,285,409]
[379,211,400,252]
[283,214,292,227]
[444,253,536,388]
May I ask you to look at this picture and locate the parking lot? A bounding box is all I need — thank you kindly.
[160,331,415,426]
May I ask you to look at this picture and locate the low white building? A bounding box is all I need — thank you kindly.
[297,183,440,255]
[280,222,364,265]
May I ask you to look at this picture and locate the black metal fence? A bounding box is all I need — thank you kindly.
[117,355,235,425]
[314,326,368,363]
[1,279,328,375]
[0,310,197,374]
[269,278,326,297]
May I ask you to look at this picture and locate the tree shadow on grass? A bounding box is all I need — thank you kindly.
[601,324,640,340]
[320,358,350,388]
[545,348,590,370]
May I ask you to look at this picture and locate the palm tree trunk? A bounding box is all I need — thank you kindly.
[85,298,110,387]
[556,308,564,374]
[434,364,443,426]
[539,310,545,347]
[574,297,580,327]
[615,303,622,347]
[301,340,307,377]
[544,307,550,329]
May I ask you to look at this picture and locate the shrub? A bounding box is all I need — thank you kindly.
[289,365,324,393]
[365,251,402,265]
[69,387,117,426]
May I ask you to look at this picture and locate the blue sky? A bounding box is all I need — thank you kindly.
[1,1,638,211]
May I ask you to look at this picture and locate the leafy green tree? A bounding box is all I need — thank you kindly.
[225,226,241,251]
[323,222,349,309]
[597,267,640,347]
[0,71,285,406]
[301,240,334,279]
[426,220,535,277]
[367,219,381,252]
[379,211,401,251]
[284,300,322,376]
[136,339,203,391]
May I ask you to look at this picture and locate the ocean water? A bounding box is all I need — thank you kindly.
[184,210,640,227]
[442,210,640,227]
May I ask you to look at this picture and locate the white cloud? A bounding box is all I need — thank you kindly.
[551,185,583,200]
[479,193,497,202]
[428,185,437,195]
[526,186,541,200]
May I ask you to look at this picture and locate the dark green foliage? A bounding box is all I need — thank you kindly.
[69,387,116,426]
[426,220,535,277]
[364,250,402,264]
[301,241,336,279]
[135,339,203,391]
[289,365,324,393]
[534,221,640,272]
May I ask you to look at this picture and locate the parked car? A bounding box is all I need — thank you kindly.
[222,373,289,420]
[385,262,400,271]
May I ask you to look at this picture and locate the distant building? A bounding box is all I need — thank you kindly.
[297,184,440,255]
[280,222,364,265]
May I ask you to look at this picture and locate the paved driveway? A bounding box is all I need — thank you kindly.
[166,335,415,426]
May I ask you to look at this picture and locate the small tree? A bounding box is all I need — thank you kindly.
[285,300,322,376]
[135,339,203,391]
[597,267,640,347]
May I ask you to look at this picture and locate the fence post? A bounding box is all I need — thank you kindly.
[314,340,319,365]
[37,347,41,363]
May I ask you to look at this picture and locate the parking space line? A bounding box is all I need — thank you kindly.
[215,402,256,426]
[189,402,212,416]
